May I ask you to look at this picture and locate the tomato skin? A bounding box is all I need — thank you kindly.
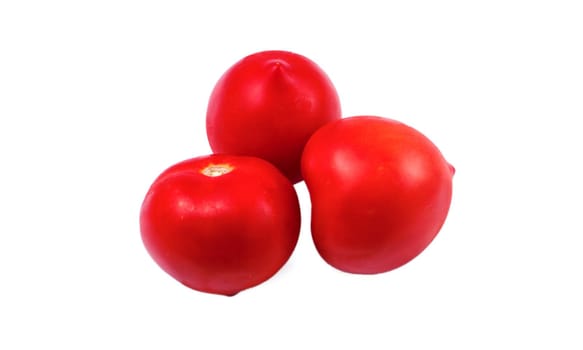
[206,50,341,184]
[140,154,301,296]
[301,116,454,274]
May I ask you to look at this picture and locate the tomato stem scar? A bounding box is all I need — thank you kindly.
[201,164,234,177]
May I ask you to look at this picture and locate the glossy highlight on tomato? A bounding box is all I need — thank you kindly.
[301,116,454,274]
[206,50,341,184]
[140,154,301,296]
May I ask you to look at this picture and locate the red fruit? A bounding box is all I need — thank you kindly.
[140,154,301,296]
[301,116,454,274]
[206,50,341,184]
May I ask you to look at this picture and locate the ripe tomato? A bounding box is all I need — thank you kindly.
[140,154,301,296]
[206,50,341,184]
[301,116,454,274]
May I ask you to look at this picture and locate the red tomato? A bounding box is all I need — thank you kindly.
[140,154,301,296]
[301,116,454,274]
[206,50,341,184]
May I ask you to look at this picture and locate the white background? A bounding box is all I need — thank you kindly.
[1,0,582,348]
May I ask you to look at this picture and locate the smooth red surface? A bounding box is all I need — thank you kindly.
[140,154,301,296]
[301,116,454,274]
[206,50,341,184]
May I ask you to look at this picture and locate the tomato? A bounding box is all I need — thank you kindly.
[301,116,454,274]
[139,154,301,296]
[206,50,341,184]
